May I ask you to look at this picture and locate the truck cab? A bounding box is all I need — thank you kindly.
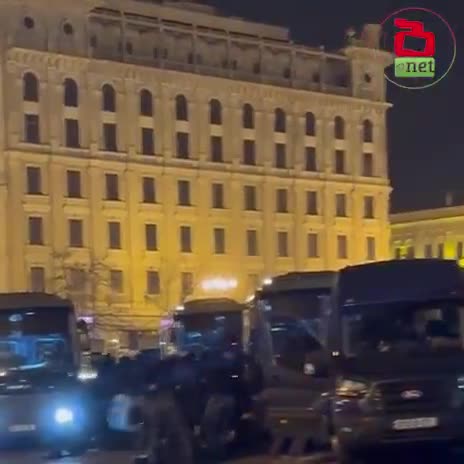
[329,259,464,462]
[248,272,336,453]
[0,292,91,453]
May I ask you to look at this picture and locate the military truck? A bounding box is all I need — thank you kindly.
[0,292,94,456]
[109,297,263,464]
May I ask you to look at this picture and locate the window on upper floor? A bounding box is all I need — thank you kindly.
[175,94,188,121]
[64,78,78,107]
[178,180,191,206]
[209,99,222,125]
[108,222,121,249]
[26,166,42,195]
[110,270,123,293]
[307,233,319,258]
[24,114,40,144]
[305,112,316,136]
[364,196,375,218]
[335,150,345,174]
[246,230,258,256]
[65,119,80,148]
[274,108,286,133]
[406,246,415,258]
[69,219,83,248]
[337,235,348,259]
[366,237,376,261]
[334,116,345,139]
[304,147,317,171]
[363,119,373,143]
[210,136,223,162]
[277,231,289,257]
[145,224,158,251]
[141,128,155,155]
[28,216,43,245]
[275,144,286,169]
[362,153,374,177]
[67,170,81,198]
[103,123,117,151]
[424,244,433,258]
[276,189,288,213]
[105,173,119,201]
[146,271,160,295]
[306,191,318,215]
[102,84,116,112]
[243,140,256,166]
[244,185,257,211]
[176,132,189,159]
[212,183,224,209]
[140,89,153,116]
[142,177,156,204]
[180,226,192,253]
[213,228,226,254]
[335,193,347,217]
[23,73,39,102]
[243,103,254,129]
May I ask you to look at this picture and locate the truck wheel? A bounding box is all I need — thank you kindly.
[139,393,193,464]
[202,394,237,459]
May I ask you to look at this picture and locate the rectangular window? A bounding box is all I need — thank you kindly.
[457,242,463,260]
[67,170,82,198]
[212,183,224,209]
[243,140,256,165]
[181,272,194,298]
[306,191,318,215]
[65,119,80,148]
[146,270,160,295]
[246,230,258,256]
[363,153,374,177]
[276,189,288,213]
[213,228,226,254]
[307,233,318,258]
[211,136,223,162]
[103,123,117,151]
[337,235,348,259]
[176,132,189,159]
[336,193,347,217]
[108,221,121,249]
[24,114,40,143]
[367,237,376,260]
[26,166,41,195]
[304,147,317,171]
[28,217,43,245]
[424,244,433,258]
[69,219,83,248]
[105,173,119,200]
[275,143,286,168]
[395,248,401,259]
[407,246,415,258]
[68,268,86,292]
[335,150,345,174]
[244,186,257,211]
[142,177,156,203]
[145,224,158,251]
[364,196,375,218]
[178,180,191,206]
[437,243,444,258]
[180,226,192,252]
[110,270,123,293]
[141,127,155,155]
[30,266,45,292]
[277,231,289,257]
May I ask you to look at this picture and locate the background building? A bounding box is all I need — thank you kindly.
[391,204,464,263]
[0,0,392,340]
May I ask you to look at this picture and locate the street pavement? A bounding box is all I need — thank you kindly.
[0,450,336,464]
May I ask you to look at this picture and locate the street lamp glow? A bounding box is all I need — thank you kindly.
[201,278,238,292]
[263,277,273,286]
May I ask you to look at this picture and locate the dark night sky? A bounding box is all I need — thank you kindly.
[205,0,464,212]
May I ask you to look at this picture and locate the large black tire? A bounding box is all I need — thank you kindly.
[136,393,194,464]
[201,394,237,460]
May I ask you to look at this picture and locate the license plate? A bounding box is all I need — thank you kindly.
[8,424,36,432]
[392,417,438,431]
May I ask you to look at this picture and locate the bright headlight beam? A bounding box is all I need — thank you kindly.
[55,408,74,424]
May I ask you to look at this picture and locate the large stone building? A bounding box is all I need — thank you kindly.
[0,0,392,339]
[391,205,464,262]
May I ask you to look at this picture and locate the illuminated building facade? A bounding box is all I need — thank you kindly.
[391,205,464,263]
[0,0,392,338]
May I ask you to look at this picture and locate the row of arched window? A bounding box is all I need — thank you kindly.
[22,72,374,142]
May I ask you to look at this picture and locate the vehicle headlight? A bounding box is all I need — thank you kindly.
[77,369,98,381]
[336,379,369,398]
[54,407,74,424]
[457,376,464,390]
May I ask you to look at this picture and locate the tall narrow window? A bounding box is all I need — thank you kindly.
[337,235,348,259]
[24,114,40,143]
[364,196,375,218]
[336,193,347,217]
[175,94,188,121]
[141,128,155,155]
[305,112,315,136]
[65,119,80,148]
[146,271,160,295]
[244,186,257,211]
[180,226,192,252]
[305,147,317,171]
[28,217,43,245]
[30,266,45,292]
[307,233,318,258]
[246,230,258,256]
[108,222,121,249]
[213,228,226,254]
[334,116,345,139]
[178,180,191,206]
[274,108,286,133]
[102,84,116,112]
[140,89,153,116]
[145,224,158,251]
[67,170,81,198]
[363,119,373,143]
[105,174,119,200]
[142,177,156,203]
[103,123,117,151]
[275,144,286,168]
[243,140,256,165]
[110,270,123,293]
[64,78,78,107]
[69,219,83,248]
[243,103,254,129]
[23,73,38,102]
[366,237,376,260]
[211,136,223,162]
[362,153,374,177]
[212,183,224,209]
[176,132,189,159]
[335,150,345,174]
[306,191,318,215]
[276,189,288,213]
[277,231,289,257]
[26,166,41,195]
[209,99,222,125]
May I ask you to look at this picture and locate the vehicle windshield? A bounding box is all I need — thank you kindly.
[172,311,242,354]
[0,308,73,373]
[343,300,464,357]
[261,289,330,343]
